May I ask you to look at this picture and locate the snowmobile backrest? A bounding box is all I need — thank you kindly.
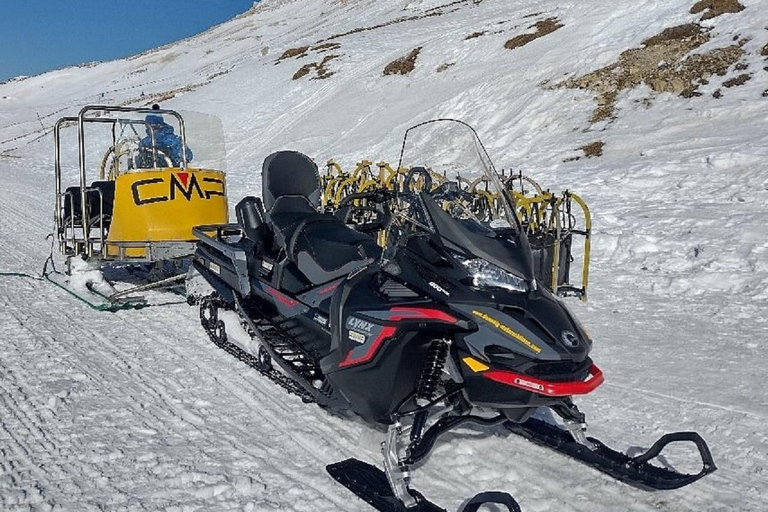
[267,195,324,249]
[262,151,320,212]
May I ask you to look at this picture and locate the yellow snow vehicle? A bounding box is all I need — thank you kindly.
[52,105,228,309]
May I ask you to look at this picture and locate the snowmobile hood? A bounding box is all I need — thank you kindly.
[420,192,535,283]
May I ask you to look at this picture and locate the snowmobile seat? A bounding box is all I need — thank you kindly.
[61,181,115,229]
[291,219,381,285]
[267,195,381,285]
[262,151,381,285]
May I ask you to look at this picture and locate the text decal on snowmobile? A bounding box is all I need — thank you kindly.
[131,172,225,206]
[471,310,542,354]
[339,308,458,368]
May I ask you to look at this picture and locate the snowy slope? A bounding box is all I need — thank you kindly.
[1,0,767,510]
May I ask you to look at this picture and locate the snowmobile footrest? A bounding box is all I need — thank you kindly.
[327,459,445,512]
[506,418,716,490]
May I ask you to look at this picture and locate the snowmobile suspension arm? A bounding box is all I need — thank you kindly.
[405,414,507,465]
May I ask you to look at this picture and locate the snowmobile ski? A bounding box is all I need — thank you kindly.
[328,459,444,512]
[327,459,521,512]
[505,418,716,491]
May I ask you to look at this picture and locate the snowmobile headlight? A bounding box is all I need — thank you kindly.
[456,256,528,293]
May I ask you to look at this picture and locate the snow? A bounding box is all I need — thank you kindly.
[1,0,767,510]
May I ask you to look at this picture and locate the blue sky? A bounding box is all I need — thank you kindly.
[0,1,256,82]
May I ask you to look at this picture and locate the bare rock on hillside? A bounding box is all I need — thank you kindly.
[384,47,422,76]
[560,23,744,122]
[690,0,745,21]
[505,18,563,50]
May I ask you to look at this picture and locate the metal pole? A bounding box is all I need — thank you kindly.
[76,111,90,256]
[108,273,186,302]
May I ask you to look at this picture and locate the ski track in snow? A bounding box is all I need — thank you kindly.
[1,0,767,510]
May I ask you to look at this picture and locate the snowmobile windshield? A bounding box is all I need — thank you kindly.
[396,119,517,232]
[74,107,227,178]
[393,119,535,283]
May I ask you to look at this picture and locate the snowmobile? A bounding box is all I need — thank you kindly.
[52,105,228,310]
[189,120,715,511]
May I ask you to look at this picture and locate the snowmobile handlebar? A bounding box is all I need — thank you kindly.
[337,189,393,208]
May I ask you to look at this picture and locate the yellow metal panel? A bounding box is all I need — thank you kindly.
[106,167,228,258]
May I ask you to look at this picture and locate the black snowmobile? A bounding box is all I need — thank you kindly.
[188,120,715,512]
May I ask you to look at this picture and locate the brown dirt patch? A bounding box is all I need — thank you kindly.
[761,44,768,56]
[565,141,605,161]
[207,70,229,81]
[425,0,478,14]
[642,23,703,46]
[690,0,745,21]
[465,31,485,40]
[384,47,422,76]
[279,43,343,76]
[293,54,340,80]
[505,18,563,50]
[561,23,744,122]
[313,42,341,53]
[437,62,455,72]
[322,12,442,43]
[723,73,751,87]
[581,141,605,158]
[277,46,309,62]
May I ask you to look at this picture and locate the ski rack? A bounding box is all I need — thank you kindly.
[319,161,592,300]
[509,181,592,302]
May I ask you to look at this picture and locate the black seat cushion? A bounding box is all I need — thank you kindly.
[267,195,326,249]
[292,220,382,285]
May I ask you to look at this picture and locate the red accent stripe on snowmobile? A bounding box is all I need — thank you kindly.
[317,282,341,295]
[265,286,299,307]
[482,364,604,397]
[339,327,397,368]
[388,307,457,323]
